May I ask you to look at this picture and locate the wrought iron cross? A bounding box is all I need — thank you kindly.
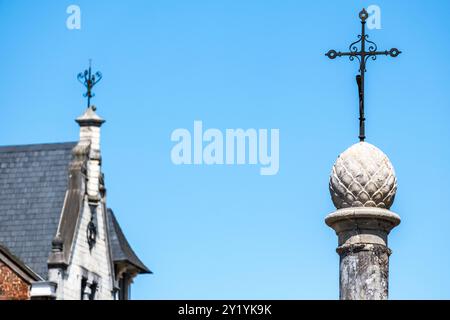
[325,8,401,142]
[77,60,102,109]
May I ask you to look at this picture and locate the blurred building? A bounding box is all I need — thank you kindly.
[0,106,150,300]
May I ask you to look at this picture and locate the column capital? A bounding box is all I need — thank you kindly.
[326,207,400,247]
[75,106,105,127]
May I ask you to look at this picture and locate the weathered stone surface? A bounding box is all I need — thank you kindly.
[329,142,397,209]
[338,243,390,300]
[325,207,400,300]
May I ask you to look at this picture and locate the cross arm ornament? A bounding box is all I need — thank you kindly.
[325,8,401,142]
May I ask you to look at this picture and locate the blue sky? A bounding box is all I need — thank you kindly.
[0,0,449,299]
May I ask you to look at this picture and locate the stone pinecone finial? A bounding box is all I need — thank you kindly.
[329,142,397,209]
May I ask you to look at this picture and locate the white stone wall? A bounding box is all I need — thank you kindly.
[79,126,101,150]
[56,198,114,300]
[86,159,100,199]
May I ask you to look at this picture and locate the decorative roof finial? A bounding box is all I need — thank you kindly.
[77,59,102,110]
[325,8,401,142]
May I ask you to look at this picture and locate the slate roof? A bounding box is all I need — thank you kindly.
[0,142,76,279]
[0,141,150,279]
[107,209,151,274]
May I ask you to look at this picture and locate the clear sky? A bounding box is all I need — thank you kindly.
[0,0,449,299]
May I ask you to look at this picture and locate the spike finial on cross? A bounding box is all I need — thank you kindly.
[325,8,401,142]
[77,59,102,110]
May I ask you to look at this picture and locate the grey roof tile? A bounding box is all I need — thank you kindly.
[0,142,76,279]
[107,208,151,274]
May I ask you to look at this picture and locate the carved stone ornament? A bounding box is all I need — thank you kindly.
[329,142,397,209]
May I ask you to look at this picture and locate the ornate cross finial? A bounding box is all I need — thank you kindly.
[325,8,401,142]
[77,59,102,110]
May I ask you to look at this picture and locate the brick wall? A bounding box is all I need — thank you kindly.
[0,261,30,300]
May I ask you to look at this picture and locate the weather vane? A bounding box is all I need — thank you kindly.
[325,8,401,142]
[77,59,102,110]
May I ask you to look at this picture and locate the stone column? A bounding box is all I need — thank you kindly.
[327,142,400,300]
[325,207,400,300]
[75,106,105,202]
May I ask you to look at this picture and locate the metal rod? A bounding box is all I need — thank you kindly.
[359,17,366,141]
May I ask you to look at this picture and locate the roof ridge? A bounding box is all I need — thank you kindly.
[0,141,78,153]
